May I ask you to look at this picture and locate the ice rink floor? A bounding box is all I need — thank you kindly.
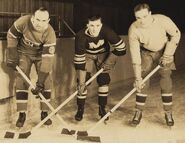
[0,67,185,143]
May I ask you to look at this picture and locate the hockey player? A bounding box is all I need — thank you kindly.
[128,3,181,126]
[6,7,56,127]
[74,15,126,121]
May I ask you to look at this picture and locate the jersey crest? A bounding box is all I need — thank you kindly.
[88,40,104,49]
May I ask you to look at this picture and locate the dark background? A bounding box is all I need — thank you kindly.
[0,0,184,37]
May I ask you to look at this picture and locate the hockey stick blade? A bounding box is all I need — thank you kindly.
[77,135,101,142]
[4,131,15,138]
[61,128,76,135]
[18,131,31,139]
[77,131,88,136]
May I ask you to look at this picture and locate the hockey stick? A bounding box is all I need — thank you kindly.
[62,19,76,36]
[77,65,161,142]
[4,66,69,139]
[33,68,103,136]
[4,67,104,139]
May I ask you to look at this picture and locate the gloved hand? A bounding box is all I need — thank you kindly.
[133,78,145,93]
[6,61,18,70]
[77,83,87,96]
[100,62,115,72]
[159,55,174,67]
[31,82,44,95]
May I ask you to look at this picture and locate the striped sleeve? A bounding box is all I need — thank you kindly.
[42,26,57,58]
[40,26,56,73]
[74,33,86,70]
[103,26,126,56]
[112,39,126,56]
[7,16,26,48]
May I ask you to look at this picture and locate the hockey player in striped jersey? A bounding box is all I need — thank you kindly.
[74,15,126,121]
[6,7,56,127]
[128,3,181,126]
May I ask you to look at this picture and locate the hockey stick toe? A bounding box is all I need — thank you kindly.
[4,131,15,138]
[18,131,31,139]
[77,135,101,142]
[77,131,88,136]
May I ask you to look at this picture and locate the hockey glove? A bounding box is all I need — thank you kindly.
[133,78,145,93]
[101,53,117,72]
[159,55,174,68]
[31,82,44,95]
[77,83,87,96]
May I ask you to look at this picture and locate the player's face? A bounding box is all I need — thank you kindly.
[31,10,50,32]
[87,19,102,37]
[135,8,152,27]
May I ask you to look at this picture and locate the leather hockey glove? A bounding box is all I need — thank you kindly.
[101,53,117,72]
[31,82,44,95]
[159,55,174,68]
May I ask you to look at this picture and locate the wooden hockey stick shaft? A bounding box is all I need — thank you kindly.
[63,19,76,36]
[87,65,161,134]
[16,66,68,127]
[16,66,103,133]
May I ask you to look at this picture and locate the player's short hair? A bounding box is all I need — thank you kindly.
[33,7,49,15]
[134,3,151,13]
[87,14,102,23]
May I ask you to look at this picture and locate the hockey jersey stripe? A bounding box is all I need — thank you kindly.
[112,39,123,46]
[43,43,56,47]
[86,48,104,54]
[14,22,22,33]
[8,30,17,38]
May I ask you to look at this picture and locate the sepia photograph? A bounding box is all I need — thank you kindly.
[0,0,185,143]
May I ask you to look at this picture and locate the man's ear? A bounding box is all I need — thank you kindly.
[48,18,50,23]
[31,16,34,23]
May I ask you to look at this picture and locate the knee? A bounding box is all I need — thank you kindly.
[97,73,110,86]
[159,69,172,78]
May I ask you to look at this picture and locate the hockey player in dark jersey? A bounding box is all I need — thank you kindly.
[74,15,126,121]
[6,7,56,127]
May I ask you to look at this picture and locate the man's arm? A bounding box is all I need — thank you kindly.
[162,15,181,56]
[31,27,56,95]
[128,25,144,92]
[6,16,25,70]
[159,15,181,67]
[74,32,87,95]
[101,26,126,71]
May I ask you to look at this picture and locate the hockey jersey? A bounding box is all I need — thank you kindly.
[74,25,126,70]
[7,15,56,56]
[128,14,181,65]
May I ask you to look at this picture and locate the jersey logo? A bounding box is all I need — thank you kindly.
[89,40,104,49]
